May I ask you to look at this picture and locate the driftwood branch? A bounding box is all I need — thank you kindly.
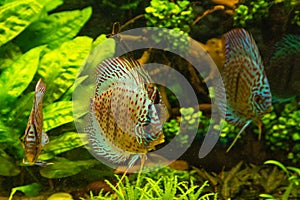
[119,14,144,31]
[192,5,225,26]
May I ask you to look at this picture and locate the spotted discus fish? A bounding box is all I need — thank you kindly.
[22,79,49,165]
[222,28,272,152]
[85,56,167,170]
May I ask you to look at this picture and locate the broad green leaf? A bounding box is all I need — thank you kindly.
[0,42,22,70]
[0,0,17,6]
[9,183,41,200]
[38,36,92,103]
[92,34,108,49]
[287,166,300,176]
[39,132,86,160]
[0,149,20,176]
[60,75,88,101]
[0,123,25,159]
[0,46,44,106]
[43,101,73,132]
[0,0,43,47]
[264,160,289,175]
[40,158,99,178]
[6,91,34,130]
[15,7,92,51]
[80,37,115,77]
[36,0,63,12]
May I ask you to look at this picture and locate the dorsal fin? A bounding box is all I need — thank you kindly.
[223,28,261,66]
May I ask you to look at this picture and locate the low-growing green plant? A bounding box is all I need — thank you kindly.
[260,160,300,200]
[91,167,217,200]
[9,182,41,200]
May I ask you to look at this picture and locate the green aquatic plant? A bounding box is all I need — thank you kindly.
[233,0,300,27]
[0,0,116,185]
[260,160,300,200]
[9,182,41,200]
[101,0,141,10]
[145,0,194,32]
[144,0,194,53]
[262,99,300,163]
[130,166,196,183]
[233,0,269,27]
[194,161,300,199]
[92,167,217,200]
[163,107,239,147]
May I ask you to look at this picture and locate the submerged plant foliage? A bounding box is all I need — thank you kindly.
[144,0,194,53]
[260,160,300,200]
[145,0,194,32]
[0,0,116,186]
[233,0,300,27]
[92,167,217,200]
[262,99,300,163]
[163,107,239,146]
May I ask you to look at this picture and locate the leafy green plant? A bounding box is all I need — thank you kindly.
[9,182,41,200]
[0,0,118,193]
[260,160,300,200]
[144,0,194,53]
[163,107,239,146]
[233,0,300,27]
[262,99,300,163]
[91,167,217,200]
[145,0,194,32]
[233,0,269,27]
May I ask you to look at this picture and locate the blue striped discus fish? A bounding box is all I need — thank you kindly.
[85,56,167,170]
[22,79,49,165]
[222,28,272,152]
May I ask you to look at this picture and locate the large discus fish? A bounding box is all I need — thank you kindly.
[222,28,272,152]
[85,56,167,171]
[22,79,49,165]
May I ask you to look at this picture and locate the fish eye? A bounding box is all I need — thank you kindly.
[254,94,263,104]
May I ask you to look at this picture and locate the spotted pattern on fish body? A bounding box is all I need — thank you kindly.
[222,28,272,150]
[85,56,167,166]
[22,79,48,165]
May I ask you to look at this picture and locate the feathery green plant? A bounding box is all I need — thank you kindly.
[91,169,217,200]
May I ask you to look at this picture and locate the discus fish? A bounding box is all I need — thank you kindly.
[22,79,49,165]
[222,28,272,152]
[85,56,167,176]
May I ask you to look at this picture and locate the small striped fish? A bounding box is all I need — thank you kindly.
[22,79,49,165]
[222,28,272,152]
[85,56,167,171]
